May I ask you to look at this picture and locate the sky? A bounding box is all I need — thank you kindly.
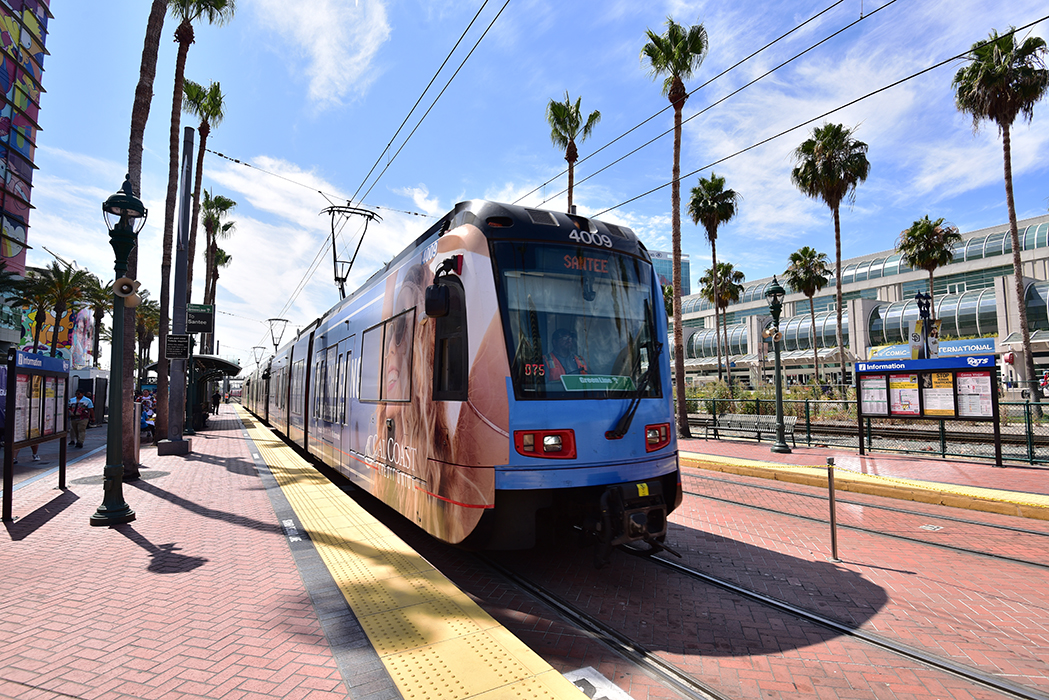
[27,0,1049,372]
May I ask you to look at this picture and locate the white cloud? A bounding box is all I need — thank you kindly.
[249,0,391,109]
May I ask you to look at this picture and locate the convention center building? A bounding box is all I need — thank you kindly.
[674,212,1049,393]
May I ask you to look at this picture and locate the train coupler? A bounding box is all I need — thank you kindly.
[592,481,670,568]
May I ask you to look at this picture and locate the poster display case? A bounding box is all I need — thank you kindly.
[854,355,1001,466]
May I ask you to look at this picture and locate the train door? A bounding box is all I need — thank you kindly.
[331,339,351,471]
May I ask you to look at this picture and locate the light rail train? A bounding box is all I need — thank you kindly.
[244,200,681,564]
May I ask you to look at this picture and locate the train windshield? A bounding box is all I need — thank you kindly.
[492,241,662,400]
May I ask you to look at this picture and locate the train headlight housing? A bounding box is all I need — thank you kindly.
[645,423,671,452]
[514,429,576,459]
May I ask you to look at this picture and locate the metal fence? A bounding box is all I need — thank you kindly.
[690,398,1049,465]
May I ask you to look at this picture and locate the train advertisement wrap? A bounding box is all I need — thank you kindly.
[246,201,680,562]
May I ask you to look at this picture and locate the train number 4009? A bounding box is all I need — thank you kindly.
[568,230,614,248]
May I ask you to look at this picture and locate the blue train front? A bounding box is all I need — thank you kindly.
[245,201,681,563]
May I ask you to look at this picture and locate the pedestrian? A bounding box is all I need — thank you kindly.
[212,390,221,414]
[67,389,94,448]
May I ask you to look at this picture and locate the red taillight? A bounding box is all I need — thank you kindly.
[514,429,577,459]
[645,423,671,452]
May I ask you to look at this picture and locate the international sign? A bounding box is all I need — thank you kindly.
[166,334,190,360]
[187,304,214,333]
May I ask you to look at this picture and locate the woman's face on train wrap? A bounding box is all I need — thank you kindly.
[384,285,415,402]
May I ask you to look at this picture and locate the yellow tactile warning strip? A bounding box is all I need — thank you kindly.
[680,452,1049,521]
[237,407,583,700]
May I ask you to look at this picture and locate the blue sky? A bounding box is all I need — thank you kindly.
[28,0,1049,370]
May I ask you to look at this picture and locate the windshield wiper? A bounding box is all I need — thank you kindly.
[609,338,662,439]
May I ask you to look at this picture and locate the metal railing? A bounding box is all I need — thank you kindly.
[688,398,1049,465]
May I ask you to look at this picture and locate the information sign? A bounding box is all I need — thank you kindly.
[187,304,214,334]
[922,372,955,417]
[859,375,888,415]
[167,334,190,360]
[888,373,920,416]
[957,371,993,418]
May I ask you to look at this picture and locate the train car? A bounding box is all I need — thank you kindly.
[246,200,681,564]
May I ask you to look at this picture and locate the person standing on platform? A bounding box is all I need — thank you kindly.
[212,390,221,414]
[67,389,94,449]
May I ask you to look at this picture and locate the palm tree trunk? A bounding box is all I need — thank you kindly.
[157,22,194,441]
[832,205,845,397]
[93,311,103,367]
[809,296,820,382]
[187,122,209,302]
[711,241,722,383]
[671,98,690,437]
[722,304,732,396]
[928,270,936,321]
[122,0,164,469]
[566,144,575,213]
[49,308,63,357]
[1002,123,1040,410]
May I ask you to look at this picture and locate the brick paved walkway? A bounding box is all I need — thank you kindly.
[0,406,349,700]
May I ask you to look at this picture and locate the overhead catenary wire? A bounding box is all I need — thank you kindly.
[513,0,849,207]
[593,13,1049,217]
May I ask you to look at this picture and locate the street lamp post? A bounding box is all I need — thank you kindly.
[91,175,147,526]
[765,276,792,454]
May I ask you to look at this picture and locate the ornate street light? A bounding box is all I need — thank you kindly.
[765,276,791,454]
[91,175,147,526]
[267,318,289,354]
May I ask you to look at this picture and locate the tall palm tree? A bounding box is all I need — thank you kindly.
[38,262,91,358]
[210,247,232,305]
[157,0,236,438]
[687,172,740,384]
[790,123,870,393]
[546,91,601,213]
[201,190,236,308]
[182,78,226,302]
[81,274,113,368]
[713,262,744,390]
[783,247,831,382]
[123,0,167,474]
[641,16,709,437]
[896,216,962,320]
[954,28,1048,401]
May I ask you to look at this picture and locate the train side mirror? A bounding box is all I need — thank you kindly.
[425,284,449,317]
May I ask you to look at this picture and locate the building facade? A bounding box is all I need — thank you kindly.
[673,212,1049,391]
[650,249,690,297]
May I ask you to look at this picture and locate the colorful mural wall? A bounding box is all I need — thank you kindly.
[20,305,94,368]
[0,0,51,276]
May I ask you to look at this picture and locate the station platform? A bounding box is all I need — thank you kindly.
[2,405,1047,699]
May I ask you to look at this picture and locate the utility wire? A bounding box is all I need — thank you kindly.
[594,13,1049,217]
[513,0,848,207]
[549,0,902,207]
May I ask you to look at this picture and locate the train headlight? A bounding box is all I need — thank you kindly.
[514,429,577,459]
[645,423,671,452]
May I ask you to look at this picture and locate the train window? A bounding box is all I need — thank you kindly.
[326,345,338,422]
[360,325,383,401]
[337,353,347,424]
[433,278,468,401]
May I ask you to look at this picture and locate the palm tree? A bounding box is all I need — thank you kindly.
[201,190,237,307]
[896,216,962,320]
[641,16,709,437]
[783,247,831,382]
[8,273,50,352]
[546,91,601,213]
[81,274,113,368]
[790,123,870,393]
[210,247,232,306]
[157,0,235,439]
[123,0,167,474]
[954,28,1048,402]
[687,172,740,384]
[37,262,91,358]
[712,262,744,390]
[182,78,226,302]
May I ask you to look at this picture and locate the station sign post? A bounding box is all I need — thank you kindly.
[854,355,1001,467]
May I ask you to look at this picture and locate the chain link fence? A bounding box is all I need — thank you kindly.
[688,397,1049,465]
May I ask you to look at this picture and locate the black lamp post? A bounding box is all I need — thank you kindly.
[765,276,792,454]
[915,292,931,360]
[91,175,147,526]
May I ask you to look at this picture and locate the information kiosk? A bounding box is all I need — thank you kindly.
[854,355,1001,466]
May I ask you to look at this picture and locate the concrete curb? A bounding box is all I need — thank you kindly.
[680,452,1049,521]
